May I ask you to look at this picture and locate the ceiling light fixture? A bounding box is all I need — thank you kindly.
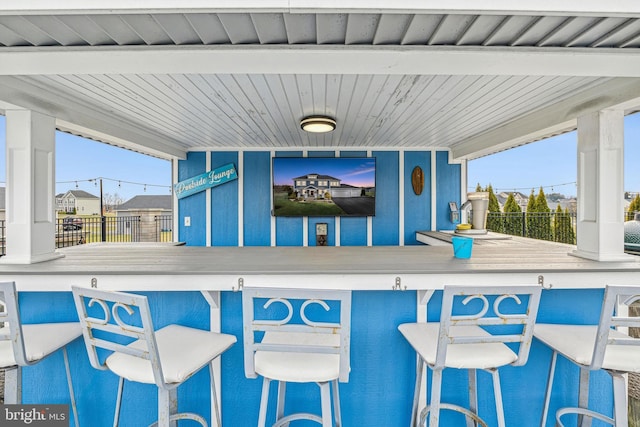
[300,116,336,133]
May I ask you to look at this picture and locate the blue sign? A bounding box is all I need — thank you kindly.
[174,163,238,199]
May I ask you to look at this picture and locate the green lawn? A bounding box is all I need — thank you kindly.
[273,192,345,216]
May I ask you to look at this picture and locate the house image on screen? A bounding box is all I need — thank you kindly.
[293,173,361,199]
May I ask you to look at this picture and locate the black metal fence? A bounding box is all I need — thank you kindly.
[0,215,174,256]
[485,210,639,244]
[155,215,173,242]
[485,211,577,244]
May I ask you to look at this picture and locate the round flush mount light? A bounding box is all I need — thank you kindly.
[300,116,336,133]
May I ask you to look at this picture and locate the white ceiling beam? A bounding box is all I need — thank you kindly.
[2,45,640,77]
[450,77,640,160]
[0,77,186,160]
[2,0,640,17]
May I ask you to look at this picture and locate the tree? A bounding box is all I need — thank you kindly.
[553,205,576,244]
[485,184,504,233]
[629,194,640,220]
[535,187,553,241]
[103,193,125,212]
[525,189,537,238]
[503,193,523,236]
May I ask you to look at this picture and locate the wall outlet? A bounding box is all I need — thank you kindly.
[184,216,191,227]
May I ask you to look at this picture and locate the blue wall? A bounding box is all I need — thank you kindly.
[19,289,614,427]
[179,149,460,248]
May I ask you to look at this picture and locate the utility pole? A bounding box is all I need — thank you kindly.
[100,178,106,242]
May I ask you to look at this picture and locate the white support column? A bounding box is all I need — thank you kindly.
[1,109,63,264]
[573,109,630,261]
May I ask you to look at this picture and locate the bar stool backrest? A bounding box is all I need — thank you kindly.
[592,284,640,370]
[72,286,166,387]
[242,287,352,382]
[0,281,28,366]
[437,284,542,368]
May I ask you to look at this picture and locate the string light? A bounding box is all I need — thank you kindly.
[56,177,170,192]
[469,181,577,193]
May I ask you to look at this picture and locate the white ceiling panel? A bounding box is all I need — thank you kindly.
[1,8,640,160]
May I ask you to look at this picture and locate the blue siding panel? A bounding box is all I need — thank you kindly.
[372,151,399,245]
[178,152,207,246]
[436,151,461,231]
[404,151,431,245]
[243,151,271,246]
[18,288,613,427]
[211,151,239,246]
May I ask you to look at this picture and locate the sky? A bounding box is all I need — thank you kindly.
[0,116,171,202]
[468,112,640,197]
[273,157,376,187]
[0,112,638,201]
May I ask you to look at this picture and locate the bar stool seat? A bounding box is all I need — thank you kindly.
[535,324,640,372]
[106,324,237,384]
[0,323,81,367]
[254,331,341,383]
[397,324,519,369]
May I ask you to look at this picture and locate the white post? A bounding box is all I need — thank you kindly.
[1,109,63,264]
[573,109,629,261]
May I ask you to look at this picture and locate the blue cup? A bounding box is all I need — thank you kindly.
[451,236,473,259]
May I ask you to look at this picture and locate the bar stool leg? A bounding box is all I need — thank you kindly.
[428,369,444,427]
[3,366,21,404]
[410,359,424,427]
[276,380,287,424]
[157,388,177,427]
[578,367,592,427]
[209,362,221,427]
[490,369,506,427]
[611,373,628,427]
[63,347,80,427]
[540,351,558,427]
[258,378,271,427]
[113,377,124,427]
[332,379,342,427]
[319,381,333,427]
[467,368,477,427]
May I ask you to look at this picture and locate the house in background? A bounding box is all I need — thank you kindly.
[56,190,100,215]
[115,195,172,242]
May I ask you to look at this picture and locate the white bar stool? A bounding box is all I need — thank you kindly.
[535,284,640,427]
[398,284,542,427]
[242,287,352,427]
[0,281,82,427]
[72,286,237,427]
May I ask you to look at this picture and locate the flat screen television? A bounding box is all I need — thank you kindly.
[272,157,376,217]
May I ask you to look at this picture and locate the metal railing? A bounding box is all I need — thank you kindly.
[54,216,142,248]
[0,215,177,256]
[154,215,173,242]
[485,211,577,244]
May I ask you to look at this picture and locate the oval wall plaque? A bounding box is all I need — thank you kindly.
[411,166,424,195]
